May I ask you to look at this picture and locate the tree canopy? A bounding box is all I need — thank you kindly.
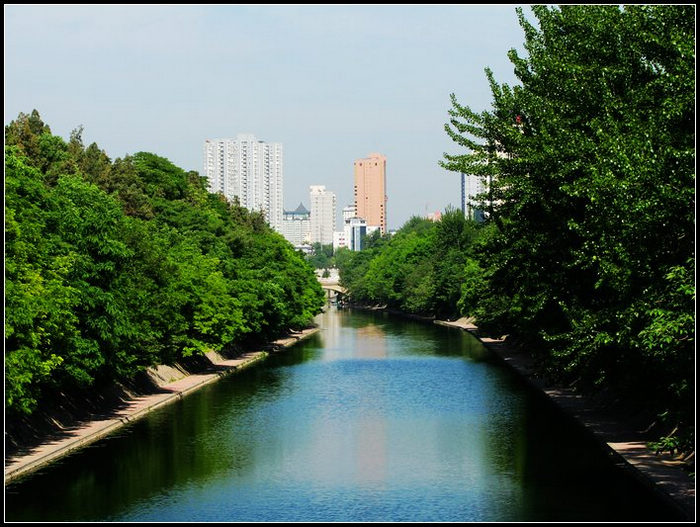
[5,111,325,416]
[441,5,694,447]
[337,210,481,319]
[337,5,694,455]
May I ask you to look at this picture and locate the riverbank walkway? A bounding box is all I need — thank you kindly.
[436,317,695,521]
[4,328,320,485]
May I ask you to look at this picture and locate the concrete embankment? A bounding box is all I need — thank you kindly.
[435,317,695,521]
[4,327,320,485]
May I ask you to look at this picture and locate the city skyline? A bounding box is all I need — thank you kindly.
[4,5,528,230]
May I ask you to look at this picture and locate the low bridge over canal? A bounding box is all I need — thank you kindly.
[317,271,347,301]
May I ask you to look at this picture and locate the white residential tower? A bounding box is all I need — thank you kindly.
[309,185,336,246]
[203,134,283,231]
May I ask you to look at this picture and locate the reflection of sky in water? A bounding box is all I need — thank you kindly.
[5,308,680,522]
[355,415,386,485]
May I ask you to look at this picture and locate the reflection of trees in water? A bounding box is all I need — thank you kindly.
[268,333,324,369]
[5,365,295,522]
[437,329,489,360]
[480,381,679,522]
[336,308,490,360]
[6,309,682,522]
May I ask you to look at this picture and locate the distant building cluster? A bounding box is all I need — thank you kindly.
[203,136,388,253]
[203,131,502,247]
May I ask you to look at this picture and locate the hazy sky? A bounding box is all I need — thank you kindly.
[5,5,529,230]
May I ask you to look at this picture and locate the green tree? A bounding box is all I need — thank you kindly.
[5,111,325,417]
[5,150,71,413]
[4,109,51,164]
[337,213,483,318]
[306,242,334,269]
[443,5,695,440]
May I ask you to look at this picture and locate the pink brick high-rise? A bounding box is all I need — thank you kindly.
[353,153,387,234]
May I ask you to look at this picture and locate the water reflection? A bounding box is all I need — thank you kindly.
[355,324,388,359]
[5,308,680,522]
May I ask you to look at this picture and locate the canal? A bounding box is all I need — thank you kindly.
[4,308,678,522]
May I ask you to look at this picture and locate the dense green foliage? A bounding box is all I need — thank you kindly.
[337,209,482,319]
[306,243,335,269]
[441,6,694,447]
[337,5,694,453]
[5,111,325,416]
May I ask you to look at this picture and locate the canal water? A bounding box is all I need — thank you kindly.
[5,308,678,522]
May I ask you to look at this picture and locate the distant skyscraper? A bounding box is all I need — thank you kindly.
[461,172,488,222]
[281,203,311,246]
[354,153,387,234]
[309,185,336,245]
[203,134,283,231]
